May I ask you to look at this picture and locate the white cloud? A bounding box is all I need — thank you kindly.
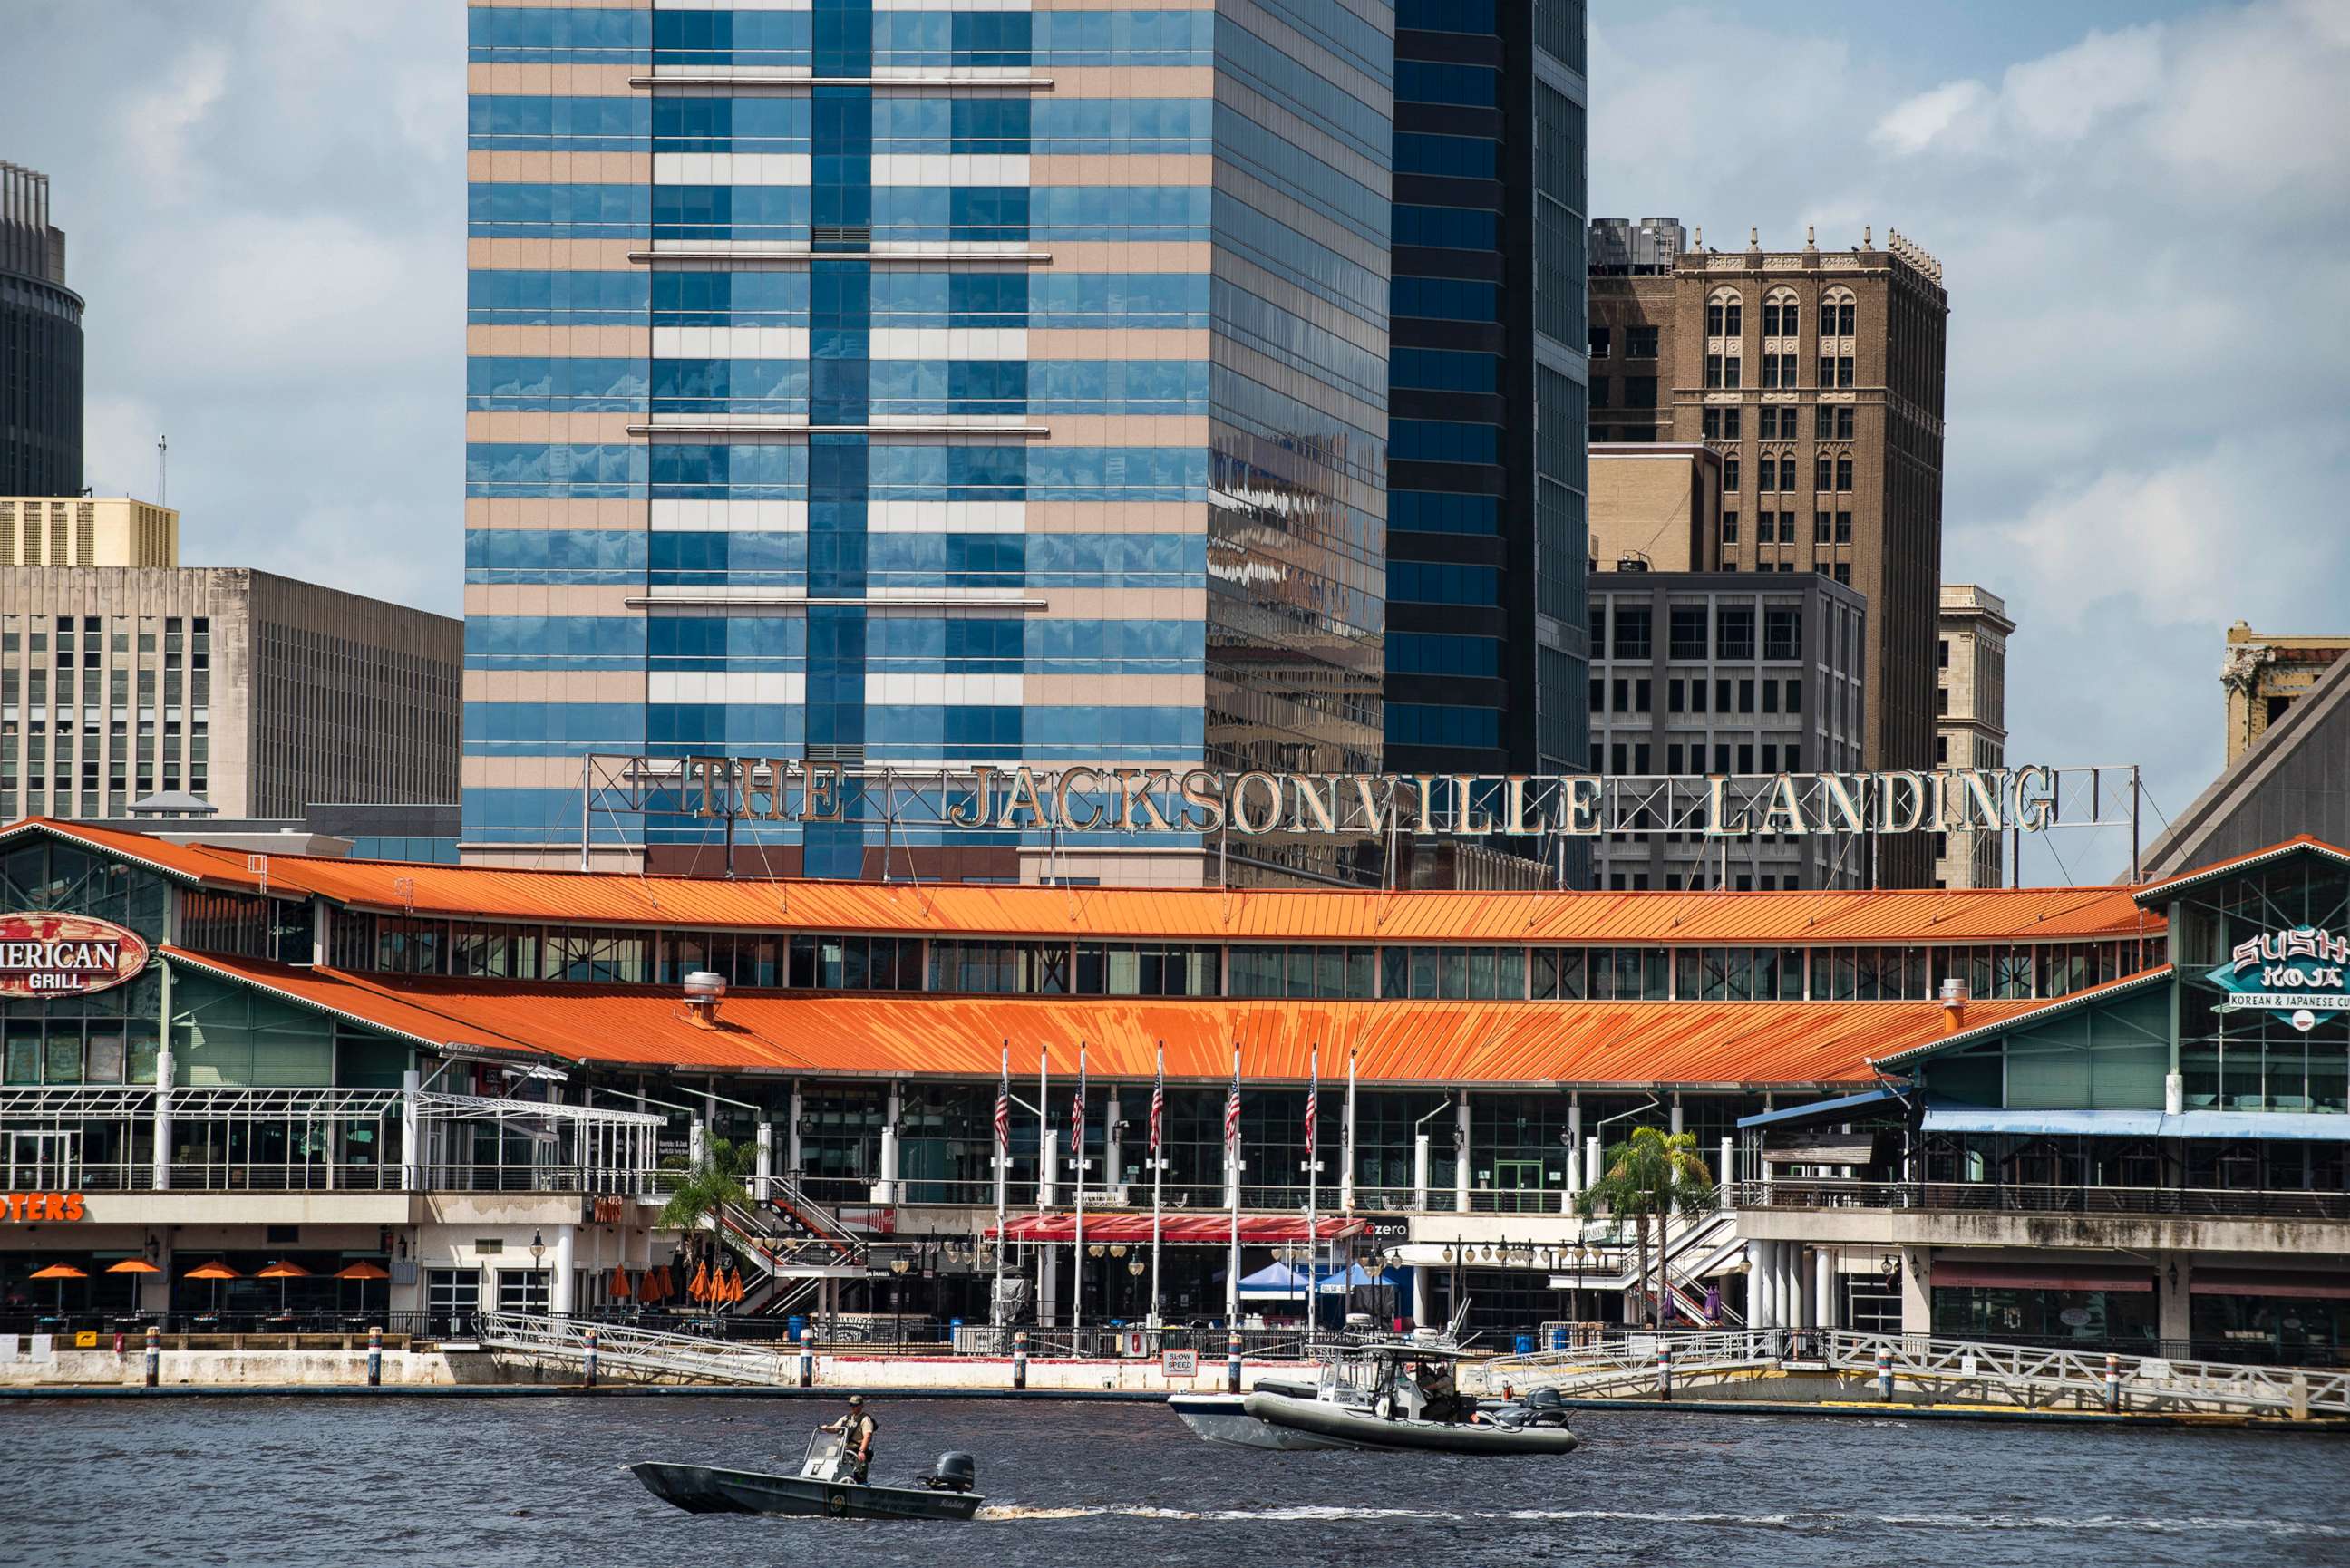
[1871,80,1990,157]
[1999,26,2164,143]
[115,43,229,189]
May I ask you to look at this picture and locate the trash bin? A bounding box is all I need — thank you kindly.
[788,1314,807,1343]
[1514,1334,1534,1356]
[1549,1327,1569,1351]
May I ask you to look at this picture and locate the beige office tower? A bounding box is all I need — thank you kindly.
[0,497,178,566]
[1588,220,1949,886]
[1934,584,2013,888]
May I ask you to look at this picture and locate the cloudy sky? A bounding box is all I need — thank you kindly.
[5,0,2345,881]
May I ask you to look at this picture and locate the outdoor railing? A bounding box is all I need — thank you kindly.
[1479,1326,2350,1407]
[947,1321,1314,1359]
[1733,1177,2350,1221]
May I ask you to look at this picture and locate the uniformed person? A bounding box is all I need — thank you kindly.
[823,1393,878,1482]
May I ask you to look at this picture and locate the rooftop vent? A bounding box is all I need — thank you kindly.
[684,970,727,1023]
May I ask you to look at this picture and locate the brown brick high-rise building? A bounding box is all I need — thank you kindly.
[1588,219,1949,886]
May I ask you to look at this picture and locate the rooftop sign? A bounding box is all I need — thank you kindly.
[2210,925,2349,1032]
[0,913,150,998]
[596,758,2074,840]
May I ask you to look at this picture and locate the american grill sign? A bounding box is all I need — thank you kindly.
[0,914,150,997]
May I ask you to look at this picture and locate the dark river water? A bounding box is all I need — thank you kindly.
[11,1396,2346,1567]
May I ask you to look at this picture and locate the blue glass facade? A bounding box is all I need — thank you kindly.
[463,2,1390,881]
[1381,0,1588,878]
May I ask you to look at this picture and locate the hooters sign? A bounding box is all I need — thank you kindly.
[0,913,149,997]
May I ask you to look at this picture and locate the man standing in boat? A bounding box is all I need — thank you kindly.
[823,1394,879,1482]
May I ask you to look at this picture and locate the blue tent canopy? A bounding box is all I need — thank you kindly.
[1237,1261,1314,1298]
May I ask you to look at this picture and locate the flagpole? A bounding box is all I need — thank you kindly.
[1073,1040,1087,1334]
[1038,1044,1050,1326]
[1306,1041,1321,1339]
[1226,1041,1241,1330]
[993,1040,1009,1331]
[1342,1044,1358,1214]
[1150,1040,1165,1328]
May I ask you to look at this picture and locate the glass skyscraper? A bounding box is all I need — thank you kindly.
[1381,1,1588,875]
[463,2,1390,884]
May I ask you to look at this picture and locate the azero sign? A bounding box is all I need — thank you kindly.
[0,913,150,998]
[2209,925,2350,1032]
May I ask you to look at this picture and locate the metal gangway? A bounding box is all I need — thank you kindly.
[1480,1328,2350,1418]
[478,1310,803,1386]
[1479,1330,1783,1397]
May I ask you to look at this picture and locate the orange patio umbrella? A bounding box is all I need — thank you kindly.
[256,1260,311,1314]
[107,1258,161,1312]
[687,1260,710,1303]
[332,1262,388,1315]
[608,1266,632,1301]
[28,1262,86,1312]
[184,1260,238,1312]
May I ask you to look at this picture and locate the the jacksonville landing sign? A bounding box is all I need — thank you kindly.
[2209,926,2350,1033]
[664,758,2066,839]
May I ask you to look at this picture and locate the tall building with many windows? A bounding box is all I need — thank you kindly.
[463,2,1392,885]
[0,161,83,497]
[1381,1,1588,852]
[1588,222,1949,886]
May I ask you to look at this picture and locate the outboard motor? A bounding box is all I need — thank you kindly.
[922,1452,978,1493]
[1522,1385,1571,1428]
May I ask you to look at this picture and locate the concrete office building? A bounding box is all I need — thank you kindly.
[1382,3,1589,837]
[1934,584,2012,888]
[0,496,179,567]
[2220,622,2348,766]
[0,567,461,823]
[1588,220,1949,886]
[462,1,1394,887]
[0,161,82,498]
[1586,442,1722,572]
[1586,566,1868,890]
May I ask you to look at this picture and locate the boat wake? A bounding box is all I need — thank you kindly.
[976,1504,2343,1536]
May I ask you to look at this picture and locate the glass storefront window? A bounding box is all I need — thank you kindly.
[1931,1285,2158,1347]
[43,1031,82,1084]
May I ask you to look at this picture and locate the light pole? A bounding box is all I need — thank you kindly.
[529,1229,546,1316]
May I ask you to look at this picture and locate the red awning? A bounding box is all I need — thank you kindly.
[2190,1269,2350,1300]
[987,1213,1365,1244]
[1934,1259,2153,1292]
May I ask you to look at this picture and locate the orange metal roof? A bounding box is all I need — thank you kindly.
[4,817,2168,947]
[162,949,2083,1089]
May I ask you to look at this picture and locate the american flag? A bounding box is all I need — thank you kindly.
[1148,1047,1165,1156]
[1305,1045,1318,1160]
[1071,1044,1087,1170]
[1224,1047,1243,1151]
[994,1043,1010,1153]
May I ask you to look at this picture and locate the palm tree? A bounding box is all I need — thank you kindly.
[1575,1126,1715,1328]
[657,1137,755,1305]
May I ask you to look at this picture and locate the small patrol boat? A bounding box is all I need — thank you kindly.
[631,1430,985,1521]
[1213,1343,1578,1457]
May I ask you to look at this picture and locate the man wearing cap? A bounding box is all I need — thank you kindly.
[822,1394,878,1483]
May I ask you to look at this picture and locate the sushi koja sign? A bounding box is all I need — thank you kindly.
[0,914,149,997]
[2210,925,2350,1032]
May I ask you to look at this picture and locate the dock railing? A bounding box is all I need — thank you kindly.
[1479,1326,2350,1418]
